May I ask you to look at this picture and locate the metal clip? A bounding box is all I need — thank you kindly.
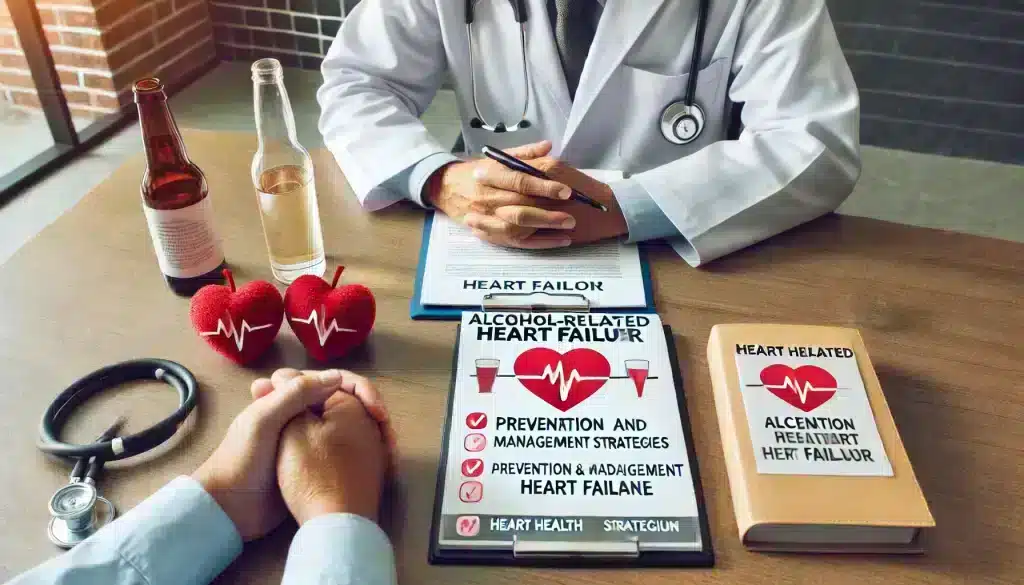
[481,292,590,313]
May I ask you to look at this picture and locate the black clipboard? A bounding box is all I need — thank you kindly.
[428,324,714,567]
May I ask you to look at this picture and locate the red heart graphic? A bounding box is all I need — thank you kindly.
[190,269,283,365]
[284,266,375,361]
[513,348,610,412]
[759,364,837,413]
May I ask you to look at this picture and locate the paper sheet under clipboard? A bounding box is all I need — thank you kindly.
[419,170,648,309]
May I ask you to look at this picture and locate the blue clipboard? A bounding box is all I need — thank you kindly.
[410,212,656,320]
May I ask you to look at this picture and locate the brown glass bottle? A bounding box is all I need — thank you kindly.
[134,78,225,296]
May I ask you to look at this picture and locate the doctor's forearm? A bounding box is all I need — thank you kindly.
[611,179,682,243]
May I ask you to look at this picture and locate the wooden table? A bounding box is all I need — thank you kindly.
[1,130,1021,584]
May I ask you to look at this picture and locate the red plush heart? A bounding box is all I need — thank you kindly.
[759,364,837,413]
[284,266,375,361]
[190,269,284,365]
[513,348,610,412]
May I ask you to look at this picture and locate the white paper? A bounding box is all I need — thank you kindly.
[437,312,703,551]
[420,213,646,308]
[733,345,893,476]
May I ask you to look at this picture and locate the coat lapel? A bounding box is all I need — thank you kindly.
[560,0,667,149]
[526,0,572,123]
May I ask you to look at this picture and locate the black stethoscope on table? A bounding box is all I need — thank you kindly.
[37,359,198,548]
[465,0,712,145]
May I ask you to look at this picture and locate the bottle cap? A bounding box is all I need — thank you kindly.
[133,78,163,93]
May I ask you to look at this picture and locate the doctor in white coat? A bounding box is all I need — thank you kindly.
[318,0,860,265]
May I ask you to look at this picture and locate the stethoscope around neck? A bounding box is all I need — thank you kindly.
[464,0,712,145]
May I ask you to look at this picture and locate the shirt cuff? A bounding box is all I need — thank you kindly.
[611,178,681,243]
[405,152,461,207]
[109,476,243,585]
[282,514,397,585]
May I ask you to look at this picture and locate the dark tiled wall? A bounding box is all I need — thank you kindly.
[827,0,1024,164]
[209,0,359,71]
[208,0,1023,164]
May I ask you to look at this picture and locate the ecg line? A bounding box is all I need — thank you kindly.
[517,363,608,401]
[760,377,836,405]
[200,314,273,351]
[289,306,357,346]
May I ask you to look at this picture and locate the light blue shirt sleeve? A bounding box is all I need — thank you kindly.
[5,476,242,585]
[610,178,682,243]
[281,514,397,585]
[381,152,461,207]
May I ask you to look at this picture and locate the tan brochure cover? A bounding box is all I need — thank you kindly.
[707,324,934,553]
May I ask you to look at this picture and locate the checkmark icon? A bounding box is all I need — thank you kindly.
[462,458,484,477]
[459,481,483,503]
[466,412,488,429]
[464,433,486,452]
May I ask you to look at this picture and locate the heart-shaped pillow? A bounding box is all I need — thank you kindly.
[284,266,375,361]
[190,269,284,365]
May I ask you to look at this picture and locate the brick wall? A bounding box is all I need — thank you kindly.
[0,0,217,120]
[209,0,357,71]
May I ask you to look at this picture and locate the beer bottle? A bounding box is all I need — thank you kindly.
[134,78,225,296]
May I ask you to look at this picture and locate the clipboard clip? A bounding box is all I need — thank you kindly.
[512,535,640,558]
[481,292,590,313]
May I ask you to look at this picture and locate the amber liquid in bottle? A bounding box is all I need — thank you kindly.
[134,77,225,296]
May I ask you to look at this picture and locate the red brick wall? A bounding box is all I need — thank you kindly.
[0,0,215,120]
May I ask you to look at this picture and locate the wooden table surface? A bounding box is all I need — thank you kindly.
[1,130,1021,584]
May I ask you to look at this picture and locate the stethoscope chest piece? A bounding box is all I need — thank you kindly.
[47,482,116,548]
[660,101,705,145]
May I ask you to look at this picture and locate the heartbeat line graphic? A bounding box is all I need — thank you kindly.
[518,363,607,401]
[763,377,835,405]
[290,307,357,346]
[201,314,273,351]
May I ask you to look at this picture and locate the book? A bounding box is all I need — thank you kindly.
[706,323,934,553]
[429,311,713,566]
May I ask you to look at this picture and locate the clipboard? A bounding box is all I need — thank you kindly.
[410,212,656,320]
[428,300,714,567]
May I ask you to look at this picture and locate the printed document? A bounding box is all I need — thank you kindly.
[420,213,647,308]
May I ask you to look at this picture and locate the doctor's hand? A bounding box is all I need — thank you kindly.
[424,140,578,249]
[191,369,348,541]
[270,369,390,525]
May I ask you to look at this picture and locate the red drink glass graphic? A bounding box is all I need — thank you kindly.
[625,359,649,397]
[475,358,499,393]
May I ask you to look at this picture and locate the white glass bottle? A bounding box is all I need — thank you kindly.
[251,58,325,283]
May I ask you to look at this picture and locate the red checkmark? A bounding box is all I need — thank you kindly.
[464,433,486,452]
[466,412,488,429]
[459,481,483,503]
[462,458,484,477]
[456,515,480,537]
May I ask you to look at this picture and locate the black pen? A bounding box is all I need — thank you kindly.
[481,145,608,212]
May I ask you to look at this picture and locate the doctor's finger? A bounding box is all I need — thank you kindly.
[493,205,575,230]
[477,167,571,200]
[503,140,552,160]
[253,370,346,428]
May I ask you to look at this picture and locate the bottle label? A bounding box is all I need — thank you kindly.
[143,197,224,278]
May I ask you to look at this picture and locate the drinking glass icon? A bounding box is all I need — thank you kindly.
[475,358,499,393]
[625,359,649,397]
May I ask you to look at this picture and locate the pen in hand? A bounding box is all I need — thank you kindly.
[481,145,609,212]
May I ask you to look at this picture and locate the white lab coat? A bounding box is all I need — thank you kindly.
[318,0,861,266]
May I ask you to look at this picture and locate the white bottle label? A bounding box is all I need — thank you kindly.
[143,196,224,278]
